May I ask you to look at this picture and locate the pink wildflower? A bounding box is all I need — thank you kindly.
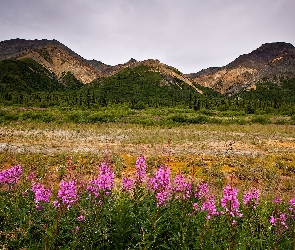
[121,177,135,191]
[243,188,259,208]
[173,174,192,200]
[135,155,146,183]
[0,165,22,186]
[87,162,114,198]
[148,165,171,207]
[77,215,84,221]
[221,185,242,218]
[270,213,289,232]
[272,196,282,204]
[192,182,218,219]
[31,182,52,209]
[57,180,78,209]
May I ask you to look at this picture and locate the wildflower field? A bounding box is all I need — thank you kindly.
[1,154,295,249]
[1,121,295,249]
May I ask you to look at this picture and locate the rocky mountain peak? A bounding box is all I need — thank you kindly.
[189,42,295,94]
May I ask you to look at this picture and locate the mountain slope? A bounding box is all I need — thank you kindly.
[0,39,101,84]
[187,42,295,94]
[84,63,219,107]
[0,39,202,92]
[0,58,63,94]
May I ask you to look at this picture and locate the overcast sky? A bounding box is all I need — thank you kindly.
[1,0,295,73]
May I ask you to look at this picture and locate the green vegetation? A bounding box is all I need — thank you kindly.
[0,105,294,126]
[0,59,295,125]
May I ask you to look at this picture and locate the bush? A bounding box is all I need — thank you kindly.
[251,115,270,124]
[189,115,209,124]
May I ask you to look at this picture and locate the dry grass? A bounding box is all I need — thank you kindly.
[1,122,295,156]
[1,122,295,199]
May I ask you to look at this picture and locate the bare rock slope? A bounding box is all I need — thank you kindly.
[187,42,295,94]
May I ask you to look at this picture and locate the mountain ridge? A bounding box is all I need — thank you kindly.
[1,38,295,95]
[186,42,295,94]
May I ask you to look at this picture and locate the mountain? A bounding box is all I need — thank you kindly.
[1,38,295,100]
[187,42,295,94]
[0,39,202,93]
[0,38,101,84]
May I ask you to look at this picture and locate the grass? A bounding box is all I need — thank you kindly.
[1,105,294,126]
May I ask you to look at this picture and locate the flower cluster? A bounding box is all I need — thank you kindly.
[31,182,52,210]
[55,180,78,209]
[148,165,171,207]
[192,183,218,219]
[221,185,242,219]
[87,162,114,197]
[121,177,135,192]
[173,174,192,200]
[0,165,22,187]
[243,188,259,208]
[270,213,289,231]
[135,155,146,183]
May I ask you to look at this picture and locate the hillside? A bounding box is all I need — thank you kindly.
[187,42,295,94]
[84,63,219,108]
[0,38,101,84]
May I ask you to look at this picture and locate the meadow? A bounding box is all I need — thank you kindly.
[1,105,295,249]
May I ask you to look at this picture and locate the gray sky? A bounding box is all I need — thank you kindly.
[1,0,295,73]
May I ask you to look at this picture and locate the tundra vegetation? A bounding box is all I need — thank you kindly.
[1,59,295,249]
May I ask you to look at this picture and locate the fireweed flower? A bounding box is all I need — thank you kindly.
[57,180,78,209]
[194,182,209,198]
[121,177,135,192]
[148,165,171,191]
[270,213,289,232]
[31,182,52,210]
[53,200,60,209]
[272,196,282,204]
[243,188,259,208]
[173,174,192,200]
[135,155,146,183]
[156,190,169,207]
[77,215,84,221]
[192,182,218,219]
[221,185,242,218]
[0,165,22,187]
[87,162,114,198]
[148,165,171,207]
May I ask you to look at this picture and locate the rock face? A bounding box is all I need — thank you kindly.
[0,39,101,84]
[187,42,295,94]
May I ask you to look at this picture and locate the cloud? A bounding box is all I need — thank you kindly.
[1,0,295,73]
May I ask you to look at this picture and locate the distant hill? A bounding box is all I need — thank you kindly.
[187,42,295,94]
